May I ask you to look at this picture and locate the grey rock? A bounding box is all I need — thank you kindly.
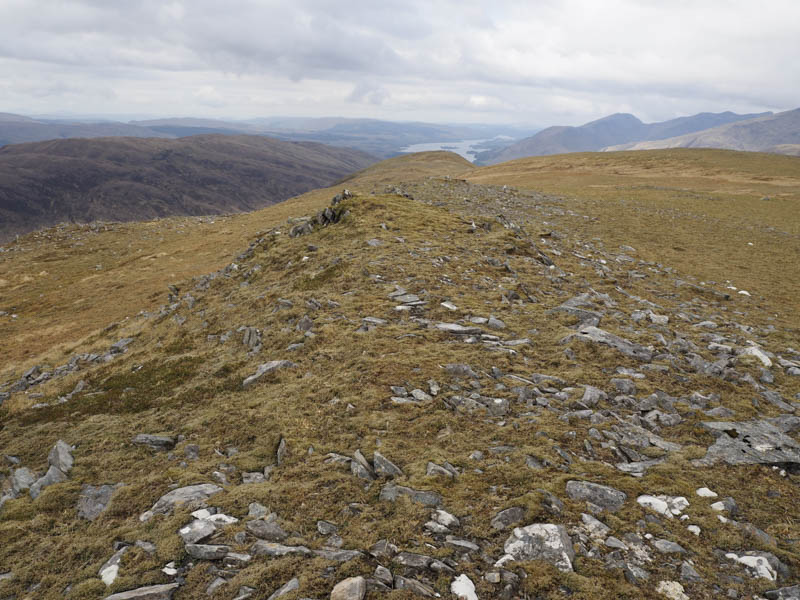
[563,326,653,362]
[78,484,121,520]
[653,539,686,554]
[446,536,479,552]
[444,363,479,378]
[185,544,230,560]
[331,576,366,600]
[426,461,455,478]
[267,578,299,600]
[566,481,627,512]
[726,550,792,581]
[99,546,128,585]
[492,506,526,530]
[373,451,404,477]
[135,540,156,553]
[232,588,257,600]
[248,502,268,518]
[605,536,627,549]
[393,551,432,568]
[380,483,442,507]
[694,421,800,467]
[581,385,607,406]
[296,315,313,331]
[29,465,68,499]
[393,576,436,597]
[487,316,506,330]
[313,548,363,562]
[681,561,703,582]
[375,565,393,586]
[242,360,297,388]
[103,583,180,600]
[206,577,226,596]
[246,519,288,542]
[436,323,483,335]
[537,489,565,515]
[250,541,311,557]
[148,483,223,517]
[48,440,74,473]
[317,520,338,535]
[765,585,800,600]
[242,472,265,484]
[11,466,36,495]
[276,437,288,465]
[623,562,650,584]
[132,434,176,451]
[178,519,216,544]
[611,378,637,395]
[581,513,611,538]
[224,552,252,568]
[369,539,398,559]
[499,523,575,571]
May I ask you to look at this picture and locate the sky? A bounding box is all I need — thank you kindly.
[1,0,798,126]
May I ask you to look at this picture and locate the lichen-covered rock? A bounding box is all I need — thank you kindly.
[497,523,575,571]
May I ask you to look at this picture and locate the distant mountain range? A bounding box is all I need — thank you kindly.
[476,111,773,164]
[1,113,532,159]
[0,112,172,147]
[603,108,800,153]
[0,135,375,242]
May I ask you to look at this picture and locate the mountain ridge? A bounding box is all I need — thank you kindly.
[604,109,800,153]
[478,111,772,164]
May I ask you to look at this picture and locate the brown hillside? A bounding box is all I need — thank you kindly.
[0,135,376,242]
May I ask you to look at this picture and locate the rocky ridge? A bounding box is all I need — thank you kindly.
[0,179,798,599]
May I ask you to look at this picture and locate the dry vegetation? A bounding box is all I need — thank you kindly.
[0,149,798,599]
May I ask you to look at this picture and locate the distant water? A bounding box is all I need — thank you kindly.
[399,138,492,163]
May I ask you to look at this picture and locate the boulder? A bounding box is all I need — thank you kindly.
[48,440,74,473]
[144,483,223,520]
[246,519,288,542]
[185,544,230,560]
[29,465,68,499]
[566,480,627,512]
[497,523,575,571]
[373,451,404,477]
[331,576,366,600]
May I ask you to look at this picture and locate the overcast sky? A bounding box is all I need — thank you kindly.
[1,0,797,126]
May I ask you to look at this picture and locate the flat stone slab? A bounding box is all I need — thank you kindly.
[694,421,800,467]
[142,483,223,520]
[242,360,297,388]
[104,583,180,600]
[562,326,653,362]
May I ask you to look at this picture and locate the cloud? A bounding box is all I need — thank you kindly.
[0,0,797,124]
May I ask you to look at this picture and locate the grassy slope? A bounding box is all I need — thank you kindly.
[0,152,472,378]
[466,149,800,322]
[0,148,798,599]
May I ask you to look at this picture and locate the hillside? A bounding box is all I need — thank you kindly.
[0,135,376,242]
[605,109,800,153]
[0,149,799,600]
[478,111,769,164]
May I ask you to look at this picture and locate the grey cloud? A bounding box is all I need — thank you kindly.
[0,0,797,123]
